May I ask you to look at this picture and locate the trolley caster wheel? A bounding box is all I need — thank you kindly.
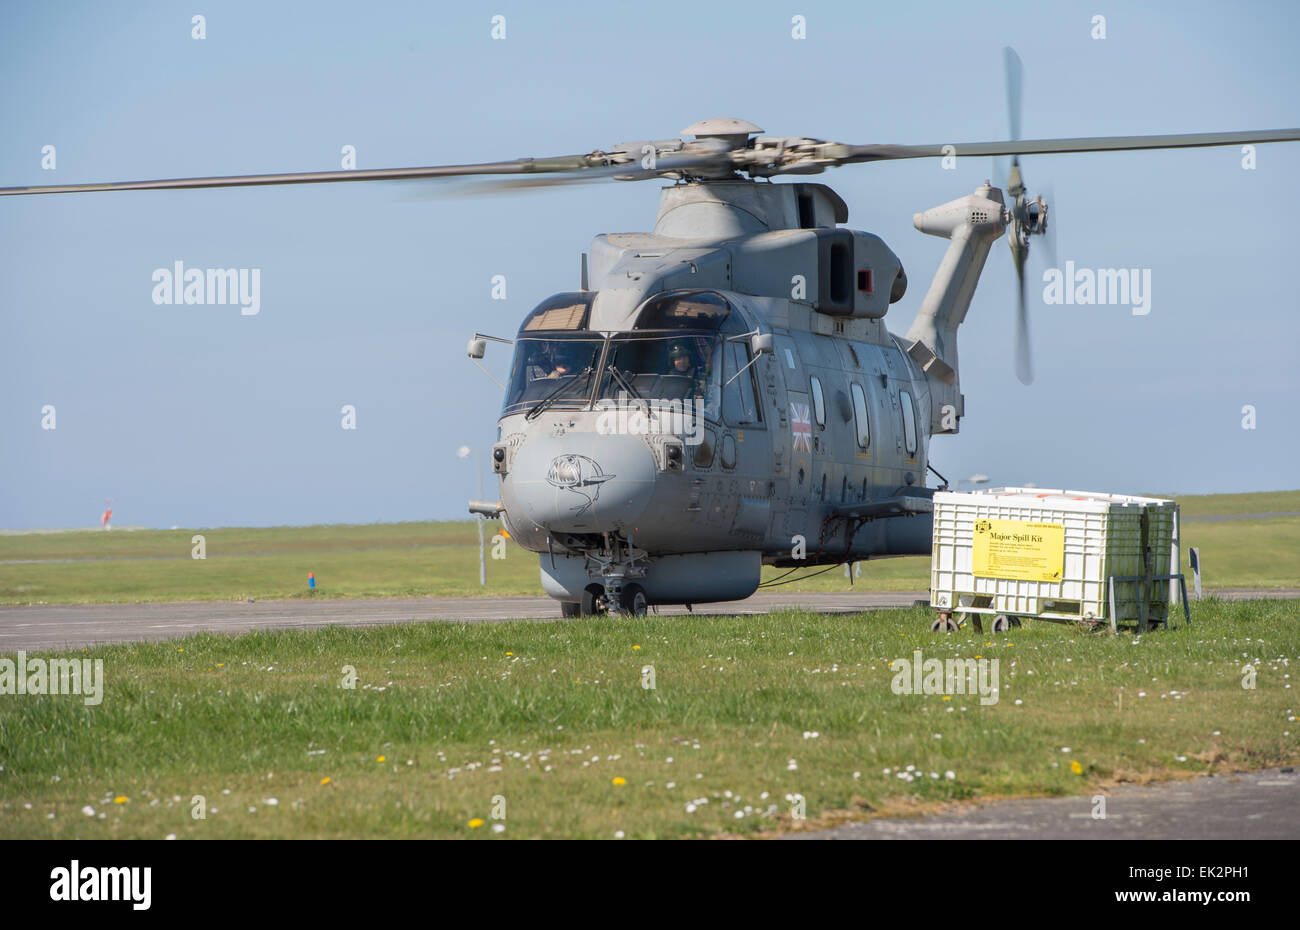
[991,615,1013,633]
[618,583,648,617]
[580,584,607,616]
[930,612,958,633]
[560,601,580,618]
[1008,616,1022,628]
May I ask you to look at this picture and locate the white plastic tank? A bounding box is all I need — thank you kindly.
[929,487,1181,630]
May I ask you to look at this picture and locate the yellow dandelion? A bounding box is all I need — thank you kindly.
[1070,760,1083,775]
[942,695,952,701]
[216,663,225,667]
[377,756,386,762]
[612,777,627,786]
[468,818,484,828]
[113,796,128,804]
[506,652,513,656]
[319,777,331,786]
[633,645,641,651]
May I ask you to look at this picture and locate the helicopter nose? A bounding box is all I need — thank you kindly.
[504,433,657,534]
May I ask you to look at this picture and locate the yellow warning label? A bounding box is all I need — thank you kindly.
[971,519,1064,582]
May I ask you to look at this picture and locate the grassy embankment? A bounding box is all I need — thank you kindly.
[1,597,1296,838]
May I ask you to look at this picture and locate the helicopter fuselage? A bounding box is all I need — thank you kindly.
[484,177,1008,612]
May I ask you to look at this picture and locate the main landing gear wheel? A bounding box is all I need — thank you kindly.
[619,583,648,617]
[561,601,580,618]
[930,610,958,633]
[580,584,607,616]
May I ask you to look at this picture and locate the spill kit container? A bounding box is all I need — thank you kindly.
[928,487,1187,631]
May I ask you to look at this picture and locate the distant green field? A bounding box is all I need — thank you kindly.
[1,490,1296,605]
[1,598,1295,839]
[1152,489,1300,518]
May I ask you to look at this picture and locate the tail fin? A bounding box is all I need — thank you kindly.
[904,182,1007,435]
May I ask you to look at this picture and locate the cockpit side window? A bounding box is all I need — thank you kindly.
[722,340,763,427]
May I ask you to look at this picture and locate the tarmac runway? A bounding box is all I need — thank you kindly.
[785,766,1300,839]
[1,587,1294,652]
[0,590,925,651]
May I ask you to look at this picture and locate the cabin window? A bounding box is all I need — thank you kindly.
[900,389,917,456]
[810,376,826,429]
[850,382,870,449]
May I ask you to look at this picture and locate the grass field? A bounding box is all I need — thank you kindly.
[1,490,1296,605]
[1,597,1295,839]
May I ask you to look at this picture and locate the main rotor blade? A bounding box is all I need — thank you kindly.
[1004,47,1023,142]
[438,151,730,195]
[841,128,1300,163]
[0,155,605,196]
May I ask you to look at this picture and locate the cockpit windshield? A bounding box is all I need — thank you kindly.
[500,289,750,423]
[597,334,721,421]
[503,336,605,416]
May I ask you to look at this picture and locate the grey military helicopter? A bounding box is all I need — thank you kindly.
[5,50,1297,621]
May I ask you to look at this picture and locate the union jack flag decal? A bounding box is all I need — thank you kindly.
[790,402,812,452]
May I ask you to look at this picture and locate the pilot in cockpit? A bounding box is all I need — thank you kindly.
[543,344,582,379]
[667,342,707,398]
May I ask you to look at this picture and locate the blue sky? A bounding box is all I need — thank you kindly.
[2,0,1298,529]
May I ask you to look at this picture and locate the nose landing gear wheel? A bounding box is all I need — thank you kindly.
[618,583,648,617]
